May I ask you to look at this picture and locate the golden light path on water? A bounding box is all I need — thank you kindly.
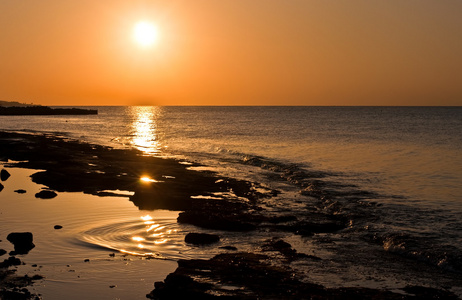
[130,106,161,154]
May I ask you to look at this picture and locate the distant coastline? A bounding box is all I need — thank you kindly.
[0,101,97,115]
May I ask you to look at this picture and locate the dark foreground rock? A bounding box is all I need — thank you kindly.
[148,252,459,300]
[6,233,35,255]
[0,268,43,300]
[35,190,57,199]
[185,233,220,245]
[1,169,11,181]
[0,257,22,268]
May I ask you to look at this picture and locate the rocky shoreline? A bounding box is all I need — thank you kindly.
[0,131,459,299]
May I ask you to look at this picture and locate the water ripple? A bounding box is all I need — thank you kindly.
[78,215,187,260]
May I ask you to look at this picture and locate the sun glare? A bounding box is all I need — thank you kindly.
[133,21,158,47]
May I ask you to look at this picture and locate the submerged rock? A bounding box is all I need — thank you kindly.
[185,233,220,245]
[7,232,35,254]
[0,169,10,181]
[35,190,57,199]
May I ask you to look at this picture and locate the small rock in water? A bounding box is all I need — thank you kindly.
[219,246,238,251]
[185,232,220,245]
[84,259,90,262]
[109,253,115,257]
[0,169,11,181]
[14,189,27,194]
[7,232,35,254]
[109,285,117,288]
[54,225,63,230]
[35,190,57,199]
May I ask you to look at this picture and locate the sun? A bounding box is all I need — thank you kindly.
[133,21,159,47]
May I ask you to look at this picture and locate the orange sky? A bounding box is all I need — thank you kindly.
[1,1,461,106]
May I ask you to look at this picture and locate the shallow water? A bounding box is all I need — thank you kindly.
[0,167,178,299]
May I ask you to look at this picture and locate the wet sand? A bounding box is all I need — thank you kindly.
[0,131,459,299]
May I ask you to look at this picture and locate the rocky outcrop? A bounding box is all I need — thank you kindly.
[6,232,35,255]
[184,233,220,245]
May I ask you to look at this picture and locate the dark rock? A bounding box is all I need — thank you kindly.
[148,252,452,300]
[0,256,22,268]
[402,285,459,299]
[0,169,10,181]
[261,238,320,262]
[185,233,220,245]
[219,246,238,251]
[7,232,35,254]
[54,225,63,230]
[147,252,324,299]
[31,274,44,280]
[0,182,3,192]
[0,249,6,256]
[35,190,57,199]
[14,189,27,194]
[267,215,297,224]
[178,211,256,231]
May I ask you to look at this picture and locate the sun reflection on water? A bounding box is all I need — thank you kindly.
[130,106,162,154]
[117,215,179,257]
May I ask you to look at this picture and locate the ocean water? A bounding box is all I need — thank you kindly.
[1,106,461,297]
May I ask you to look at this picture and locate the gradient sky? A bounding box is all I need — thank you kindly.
[1,1,461,106]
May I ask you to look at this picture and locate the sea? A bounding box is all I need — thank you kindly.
[0,106,461,299]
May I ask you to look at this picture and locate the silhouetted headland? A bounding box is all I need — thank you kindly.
[0,106,97,115]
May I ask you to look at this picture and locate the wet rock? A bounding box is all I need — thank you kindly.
[149,252,450,300]
[53,225,63,230]
[262,238,322,262]
[178,211,256,231]
[219,246,238,251]
[0,256,22,268]
[267,215,297,224]
[0,169,10,181]
[274,214,347,236]
[185,233,220,245]
[35,190,57,199]
[14,189,27,194]
[147,252,324,299]
[7,232,35,255]
[402,285,459,299]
